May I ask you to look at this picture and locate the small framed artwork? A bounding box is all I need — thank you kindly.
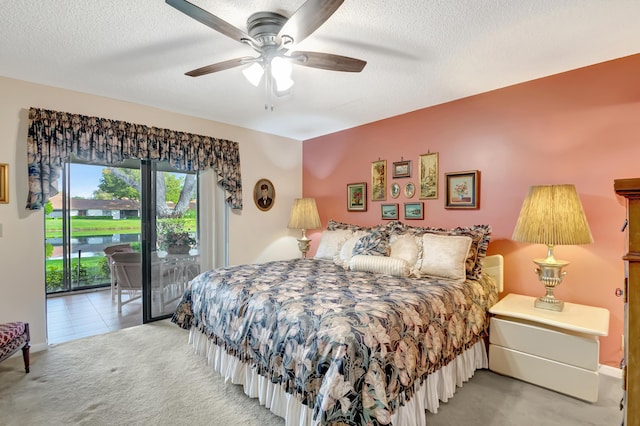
[404,182,415,198]
[390,183,400,199]
[347,182,367,212]
[419,152,438,199]
[445,170,480,209]
[254,178,275,211]
[371,160,387,201]
[0,163,8,204]
[392,160,412,178]
[381,203,399,220]
[404,202,424,220]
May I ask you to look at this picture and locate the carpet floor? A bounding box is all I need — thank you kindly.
[0,320,624,425]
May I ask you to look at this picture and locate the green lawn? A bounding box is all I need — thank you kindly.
[45,218,142,238]
[45,217,196,238]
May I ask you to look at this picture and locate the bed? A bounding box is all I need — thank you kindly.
[172,220,502,426]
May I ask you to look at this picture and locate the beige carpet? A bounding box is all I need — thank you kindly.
[1,320,623,426]
[0,320,284,426]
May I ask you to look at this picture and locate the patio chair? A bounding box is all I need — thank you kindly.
[104,244,134,301]
[112,252,177,314]
[0,322,30,373]
[111,252,142,313]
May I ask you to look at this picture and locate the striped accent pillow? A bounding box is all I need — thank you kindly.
[349,255,410,277]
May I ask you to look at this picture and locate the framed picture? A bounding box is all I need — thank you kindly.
[404,182,415,198]
[390,183,400,199]
[392,160,412,178]
[0,163,8,204]
[253,178,275,211]
[445,170,480,209]
[381,203,399,220]
[371,160,387,201]
[347,182,367,211]
[419,152,438,199]
[404,202,424,220]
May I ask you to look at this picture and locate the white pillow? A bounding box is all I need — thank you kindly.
[389,234,421,273]
[333,231,367,268]
[420,233,472,281]
[349,255,410,277]
[315,230,353,259]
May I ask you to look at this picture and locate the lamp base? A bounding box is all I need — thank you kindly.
[297,237,311,259]
[534,296,564,312]
[533,257,569,312]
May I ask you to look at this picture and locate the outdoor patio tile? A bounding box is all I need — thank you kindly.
[67,311,102,322]
[47,316,73,330]
[47,290,141,344]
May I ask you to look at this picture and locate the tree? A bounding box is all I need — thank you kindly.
[95,168,140,200]
[164,173,185,204]
[44,200,53,216]
[95,167,196,218]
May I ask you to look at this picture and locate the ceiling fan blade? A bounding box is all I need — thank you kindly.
[289,51,366,72]
[277,0,344,45]
[166,0,258,45]
[185,57,255,77]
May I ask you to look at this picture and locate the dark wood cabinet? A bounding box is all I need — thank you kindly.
[614,178,640,426]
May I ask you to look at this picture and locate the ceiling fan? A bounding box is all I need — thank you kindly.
[166,0,367,109]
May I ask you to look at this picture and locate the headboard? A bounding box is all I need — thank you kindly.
[483,254,504,293]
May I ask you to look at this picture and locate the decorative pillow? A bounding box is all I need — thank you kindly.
[454,224,491,279]
[419,233,472,281]
[315,229,353,259]
[326,219,369,232]
[333,231,367,268]
[352,230,390,257]
[389,234,421,274]
[349,255,410,277]
[387,221,491,279]
[326,219,386,233]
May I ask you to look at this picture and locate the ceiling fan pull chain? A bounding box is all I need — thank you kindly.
[265,67,274,112]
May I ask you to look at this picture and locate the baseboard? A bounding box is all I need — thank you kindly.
[599,364,623,379]
[31,342,48,353]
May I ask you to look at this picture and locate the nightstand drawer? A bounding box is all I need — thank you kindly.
[489,345,599,402]
[490,316,599,370]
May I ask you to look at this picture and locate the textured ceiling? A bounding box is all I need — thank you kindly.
[1,1,639,141]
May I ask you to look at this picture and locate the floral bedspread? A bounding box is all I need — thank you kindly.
[172,258,498,426]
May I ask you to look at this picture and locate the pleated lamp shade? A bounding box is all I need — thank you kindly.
[512,184,593,245]
[288,198,321,231]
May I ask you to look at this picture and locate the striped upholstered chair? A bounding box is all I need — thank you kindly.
[0,322,30,373]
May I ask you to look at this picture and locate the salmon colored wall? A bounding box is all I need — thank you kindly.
[302,53,640,369]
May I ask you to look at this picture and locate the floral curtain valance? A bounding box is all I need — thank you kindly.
[26,107,242,210]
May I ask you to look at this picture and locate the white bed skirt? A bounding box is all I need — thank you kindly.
[188,328,488,426]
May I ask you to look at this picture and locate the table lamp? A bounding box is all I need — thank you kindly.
[512,184,593,311]
[288,198,321,258]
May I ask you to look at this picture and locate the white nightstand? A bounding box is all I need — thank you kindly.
[488,293,610,402]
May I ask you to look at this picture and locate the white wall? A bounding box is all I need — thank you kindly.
[0,76,303,350]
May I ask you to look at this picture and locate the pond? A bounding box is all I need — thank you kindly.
[47,233,141,259]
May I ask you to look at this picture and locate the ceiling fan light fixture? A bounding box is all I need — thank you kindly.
[271,56,294,92]
[271,57,292,78]
[242,62,264,86]
[274,74,294,92]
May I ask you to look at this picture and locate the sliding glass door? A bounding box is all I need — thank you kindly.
[45,159,199,322]
[145,160,200,320]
